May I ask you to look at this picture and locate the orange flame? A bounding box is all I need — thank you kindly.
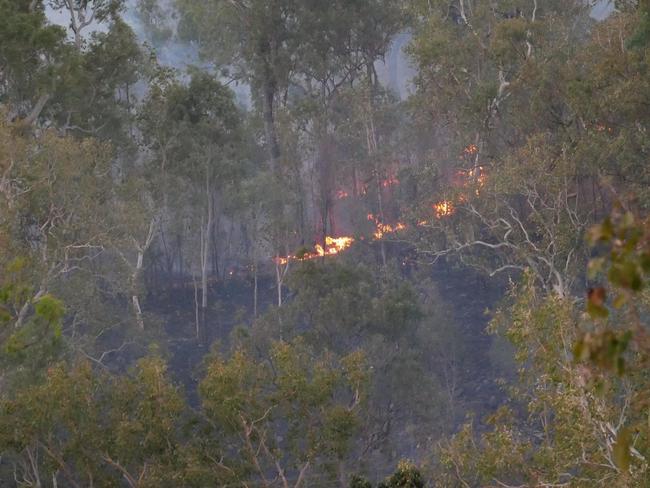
[324,236,354,254]
[462,144,478,157]
[275,168,480,264]
[373,222,406,239]
[455,166,487,196]
[336,189,349,200]
[433,201,454,219]
[367,213,406,239]
[275,235,355,265]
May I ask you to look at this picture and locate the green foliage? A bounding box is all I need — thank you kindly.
[0,357,194,487]
[378,460,424,488]
[577,208,650,374]
[350,474,373,488]
[436,267,650,485]
[627,1,650,48]
[0,0,67,110]
[200,338,368,485]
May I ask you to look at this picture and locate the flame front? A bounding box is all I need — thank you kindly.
[325,236,354,253]
[276,165,485,264]
[275,235,355,265]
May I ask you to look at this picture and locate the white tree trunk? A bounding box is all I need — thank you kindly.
[201,178,213,311]
[130,217,157,330]
[132,249,145,330]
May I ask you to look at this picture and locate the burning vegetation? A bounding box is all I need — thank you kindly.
[367,213,407,239]
[433,200,455,219]
[275,161,487,264]
[275,235,355,265]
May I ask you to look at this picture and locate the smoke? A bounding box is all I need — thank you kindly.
[375,31,417,100]
[591,0,615,21]
[121,0,198,68]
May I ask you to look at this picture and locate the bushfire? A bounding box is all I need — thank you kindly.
[275,235,355,265]
[275,161,486,263]
[462,144,479,157]
[433,200,454,218]
[367,213,406,239]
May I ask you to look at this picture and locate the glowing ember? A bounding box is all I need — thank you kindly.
[454,166,487,196]
[462,144,479,157]
[594,123,613,133]
[433,201,454,219]
[336,189,349,199]
[381,174,399,188]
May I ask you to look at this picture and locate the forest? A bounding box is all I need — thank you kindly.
[0,0,649,486]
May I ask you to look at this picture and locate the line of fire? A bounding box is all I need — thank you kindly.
[274,145,487,266]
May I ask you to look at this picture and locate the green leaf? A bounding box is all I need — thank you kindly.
[587,301,609,319]
[613,428,631,472]
[33,294,65,325]
[640,252,650,273]
[612,293,628,309]
[573,340,588,362]
[608,262,642,291]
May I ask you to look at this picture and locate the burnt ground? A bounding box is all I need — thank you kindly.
[143,256,511,428]
[431,262,512,424]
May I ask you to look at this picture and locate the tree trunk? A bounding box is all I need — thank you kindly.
[253,262,258,317]
[201,176,213,311]
[198,172,213,343]
[192,273,200,340]
[22,93,50,126]
[15,287,45,328]
[262,72,281,174]
[364,87,387,267]
[132,247,145,330]
[130,217,157,330]
[276,261,283,307]
[177,233,183,277]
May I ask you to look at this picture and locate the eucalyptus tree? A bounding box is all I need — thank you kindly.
[416,6,650,485]
[247,259,460,475]
[48,0,124,50]
[200,338,368,488]
[51,17,146,144]
[139,71,246,336]
[287,0,407,244]
[0,356,191,487]
[0,0,67,124]
[404,0,620,296]
[0,120,114,325]
[176,0,298,174]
